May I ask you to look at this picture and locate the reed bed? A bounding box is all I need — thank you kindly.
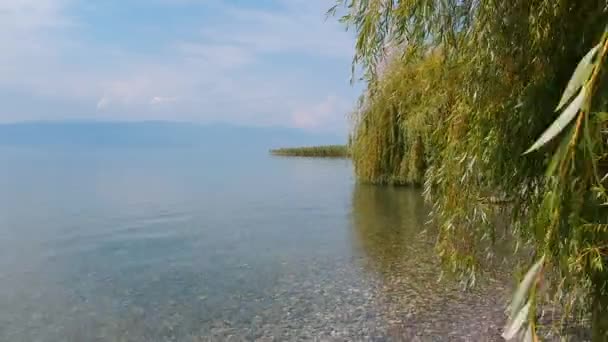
[270,145,349,158]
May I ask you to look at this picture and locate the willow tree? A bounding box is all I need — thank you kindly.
[331,0,608,340]
[349,50,453,185]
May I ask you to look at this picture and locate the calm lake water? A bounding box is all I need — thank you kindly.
[0,147,509,341]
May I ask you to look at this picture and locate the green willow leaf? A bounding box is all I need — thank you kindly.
[524,88,586,154]
[522,325,534,342]
[545,124,575,177]
[509,256,545,318]
[556,44,598,111]
[594,112,608,122]
[503,301,531,340]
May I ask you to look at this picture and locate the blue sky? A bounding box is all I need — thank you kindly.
[0,0,361,134]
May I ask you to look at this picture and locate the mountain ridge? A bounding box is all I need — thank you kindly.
[0,121,345,149]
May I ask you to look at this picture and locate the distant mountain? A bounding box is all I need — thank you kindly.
[0,121,345,150]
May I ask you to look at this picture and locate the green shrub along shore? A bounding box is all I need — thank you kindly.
[330,0,608,340]
[270,145,350,158]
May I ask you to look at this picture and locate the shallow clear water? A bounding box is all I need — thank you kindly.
[0,147,508,341]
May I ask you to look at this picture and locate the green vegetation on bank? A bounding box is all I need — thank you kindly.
[270,145,349,158]
[331,0,608,339]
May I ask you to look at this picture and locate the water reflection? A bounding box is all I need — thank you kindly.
[350,184,431,277]
[350,184,508,340]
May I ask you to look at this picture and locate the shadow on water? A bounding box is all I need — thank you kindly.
[350,184,509,340]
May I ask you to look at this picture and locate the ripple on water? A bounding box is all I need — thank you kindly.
[0,153,520,341]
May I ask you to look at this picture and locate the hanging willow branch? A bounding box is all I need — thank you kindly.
[504,30,608,341]
[332,0,608,339]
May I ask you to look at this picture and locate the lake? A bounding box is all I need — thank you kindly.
[0,147,509,341]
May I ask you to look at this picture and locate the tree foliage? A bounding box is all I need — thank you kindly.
[333,0,608,339]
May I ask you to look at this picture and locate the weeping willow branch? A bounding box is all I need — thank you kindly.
[331,0,608,339]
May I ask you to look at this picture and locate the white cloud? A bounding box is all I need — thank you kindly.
[0,0,73,30]
[0,0,359,133]
[150,96,178,105]
[199,1,353,59]
[0,0,82,99]
[176,43,253,69]
[96,96,110,110]
[292,95,351,132]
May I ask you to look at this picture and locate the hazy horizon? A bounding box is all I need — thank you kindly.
[0,120,347,149]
